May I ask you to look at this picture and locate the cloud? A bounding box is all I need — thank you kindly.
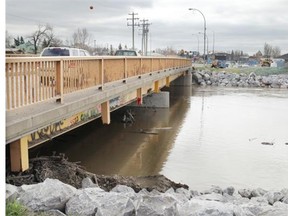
[6,0,288,54]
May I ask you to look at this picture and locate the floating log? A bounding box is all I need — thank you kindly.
[261,142,274,145]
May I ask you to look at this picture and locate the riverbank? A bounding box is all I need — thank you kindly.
[6,155,288,215]
[192,68,288,88]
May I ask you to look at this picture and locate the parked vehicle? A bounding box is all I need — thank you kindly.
[39,47,90,86]
[40,47,90,57]
[211,60,226,68]
[114,50,140,56]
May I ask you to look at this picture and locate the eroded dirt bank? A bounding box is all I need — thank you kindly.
[6,154,188,192]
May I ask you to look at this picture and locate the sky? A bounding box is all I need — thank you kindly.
[5,0,288,55]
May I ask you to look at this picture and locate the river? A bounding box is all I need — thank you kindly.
[31,86,288,191]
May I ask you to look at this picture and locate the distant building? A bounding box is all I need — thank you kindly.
[255,50,263,58]
[277,53,288,67]
[6,48,24,54]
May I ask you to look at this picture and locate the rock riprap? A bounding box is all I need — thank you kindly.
[192,70,288,88]
[6,178,288,216]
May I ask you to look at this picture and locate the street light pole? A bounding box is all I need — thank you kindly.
[189,8,206,63]
[192,34,199,54]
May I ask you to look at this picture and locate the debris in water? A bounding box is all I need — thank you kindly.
[151,127,172,130]
[261,142,274,146]
[122,109,135,123]
[138,129,158,135]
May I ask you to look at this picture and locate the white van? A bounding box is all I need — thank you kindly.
[40,47,90,57]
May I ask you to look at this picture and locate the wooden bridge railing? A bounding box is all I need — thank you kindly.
[6,56,191,111]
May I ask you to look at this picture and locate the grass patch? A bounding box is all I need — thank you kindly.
[6,201,51,216]
[6,201,29,216]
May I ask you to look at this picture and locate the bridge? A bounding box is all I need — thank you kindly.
[6,56,192,172]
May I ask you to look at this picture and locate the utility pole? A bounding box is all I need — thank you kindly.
[127,12,139,50]
[213,31,215,54]
[140,19,151,56]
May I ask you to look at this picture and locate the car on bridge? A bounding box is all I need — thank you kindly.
[40,47,90,57]
[114,49,140,56]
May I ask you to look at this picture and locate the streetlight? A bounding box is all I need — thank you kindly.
[192,33,199,54]
[189,8,206,63]
[198,32,208,59]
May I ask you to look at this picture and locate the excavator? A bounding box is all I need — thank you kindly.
[260,58,272,67]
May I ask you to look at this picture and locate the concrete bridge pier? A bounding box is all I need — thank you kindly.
[171,69,192,86]
[142,91,170,108]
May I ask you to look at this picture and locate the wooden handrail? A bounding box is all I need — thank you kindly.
[6,56,191,110]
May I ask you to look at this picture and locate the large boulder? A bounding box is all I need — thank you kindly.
[81,177,98,189]
[17,178,76,212]
[6,184,19,201]
[197,193,227,202]
[264,191,285,205]
[240,202,272,216]
[192,72,204,84]
[178,199,235,216]
[136,194,178,216]
[238,189,252,199]
[66,187,135,216]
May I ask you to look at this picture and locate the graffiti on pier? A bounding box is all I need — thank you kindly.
[29,120,64,143]
[27,90,141,147]
[28,106,101,146]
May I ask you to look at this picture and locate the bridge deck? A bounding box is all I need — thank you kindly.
[6,67,187,146]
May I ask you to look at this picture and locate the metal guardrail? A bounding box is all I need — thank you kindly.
[6,56,191,110]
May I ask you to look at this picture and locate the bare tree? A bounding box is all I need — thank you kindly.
[6,31,13,48]
[264,43,273,58]
[72,28,91,49]
[272,46,281,58]
[155,46,177,56]
[264,43,281,58]
[29,24,53,54]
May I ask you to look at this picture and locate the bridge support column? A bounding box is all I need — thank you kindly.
[10,137,29,172]
[101,101,110,124]
[166,76,170,87]
[154,80,160,93]
[171,70,192,86]
[143,91,170,108]
[137,88,143,105]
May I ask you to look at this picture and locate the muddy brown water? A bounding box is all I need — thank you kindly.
[31,86,288,191]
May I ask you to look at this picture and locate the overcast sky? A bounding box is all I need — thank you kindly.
[5,0,288,55]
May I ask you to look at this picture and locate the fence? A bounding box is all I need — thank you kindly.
[6,56,191,110]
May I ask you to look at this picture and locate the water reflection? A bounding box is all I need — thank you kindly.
[161,86,288,191]
[31,86,288,191]
[31,86,193,176]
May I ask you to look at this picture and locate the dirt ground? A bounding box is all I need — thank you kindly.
[6,154,188,192]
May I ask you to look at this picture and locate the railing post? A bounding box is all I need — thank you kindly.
[10,137,29,172]
[124,58,128,79]
[140,58,143,77]
[55,60,63,103]
[101,58,104,90]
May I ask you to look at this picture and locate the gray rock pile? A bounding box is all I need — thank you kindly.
[6,178,288,216]
[192,71,288,88]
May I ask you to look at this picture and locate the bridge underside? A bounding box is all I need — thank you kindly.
[6,67,192,171]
